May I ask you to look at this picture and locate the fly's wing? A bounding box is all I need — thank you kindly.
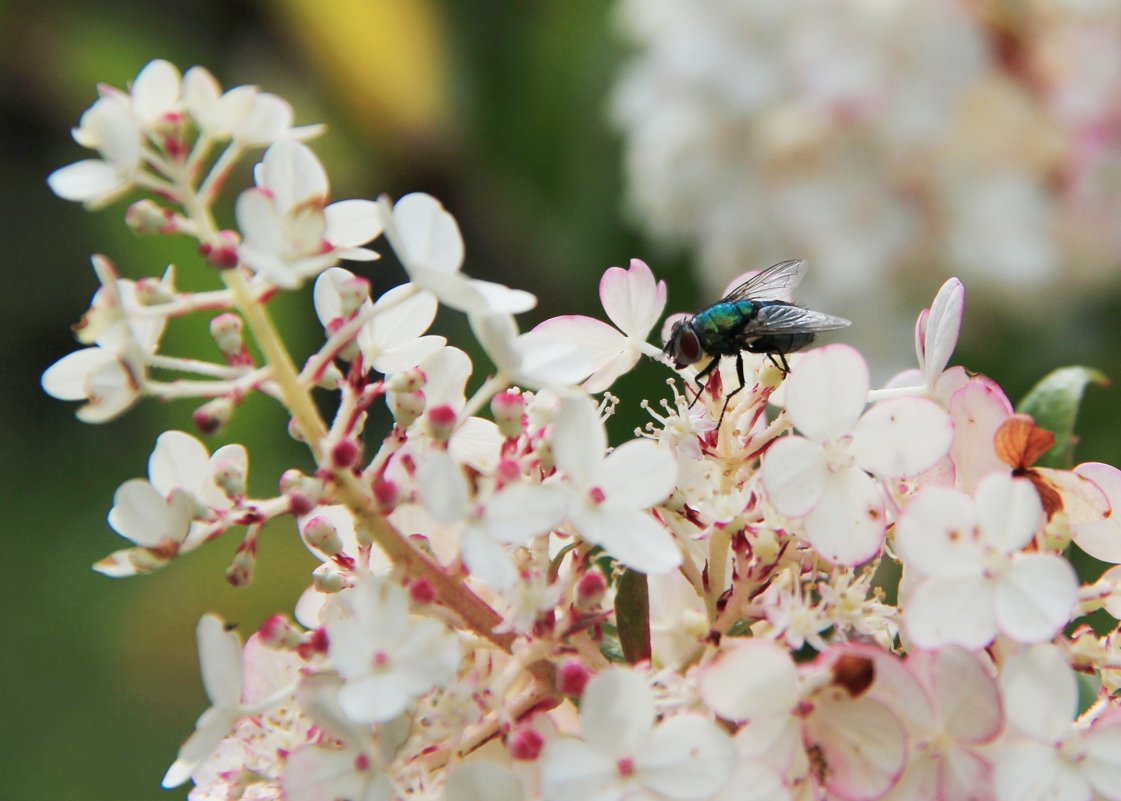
[739,304,851,337]
[721,259,808,303]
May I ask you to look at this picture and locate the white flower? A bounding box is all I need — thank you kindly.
[471,313,593,391]
[380,193,536,314]
[326,577,460,723]
[552,394,680,574]
[541,668,736,801]
[994,644,1121,801]
[236,140,382,287]
[762,344,953,565]
[897,473,1079,648]
[532,259,666,392]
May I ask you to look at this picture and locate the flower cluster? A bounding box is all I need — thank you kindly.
[46,61,1121,801]
[611,0,1121,309]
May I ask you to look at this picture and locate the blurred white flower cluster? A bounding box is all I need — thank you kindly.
[45,60,1121,801]
[612,0,1121,315]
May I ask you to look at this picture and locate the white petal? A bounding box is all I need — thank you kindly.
[235,93,296,145]
[470,312,522,374]
[449,416,504,473]
[553,395,606,489]
[368,285,438,350]
[338,672,412,723]
[107,478,188,546]
[325,199,383,247]
[131,59,180,124]
[76,356,140,422]
[467,279,537,314]
[711,760,790,801]
[1001,645,1075,741]
[921,278,964,385]
[514,329,594,388]
[1071,462,1121,563]
[46,159,126,202]
[850,397,952,478]
[802,466,885,566]
[904,574,995,649]
[460,527,519,590]
[994,742,1087,801]
[533,315,630,391]
[948,377,1013,494]
[1083,722,1121,801]
[372,335,446,375]
[236,188,286,255]
[994,553,1077,644]
[975,473,1042,553]
[445,762,525,801]
[699,639,797,722]
[924,646,1002,744]
[483,483,567,543]
[896,487,983,579]
[42,347,113,400]
[392,193,464,274]
[197,614,243,707]
[313,266,357,326]
[258,140,328,212]
[581,669,655,757]
[161,705,240,788]
[806,695,906,801]
[283,747,375,801]
[148,430,210,497]
[639,715,735,800]
[599,259,665,338]
[418,345,472,410]
[596,439,677,509]
[416,451,469,525]
[785,344,869,442]
[762,436,826,517]
[541,738,617,801]
[573,505,681,574]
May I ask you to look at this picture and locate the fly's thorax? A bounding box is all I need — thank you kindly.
[693,300,758,355]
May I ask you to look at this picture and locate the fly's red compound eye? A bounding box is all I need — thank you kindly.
[674,327,701,367]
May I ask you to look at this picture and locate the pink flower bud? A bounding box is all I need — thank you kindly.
[287,491,315,518]
[199,230,240,269]
[385,368,425,394]
[575,571,607,610]
[372,477,400,512]
[408,577,437,605]
[507,725,545,761]
[491,391,525,439]
[338,276,371,317]
[389,390,426,428]
[302,515,343,555]
[258,614,301,648]
[426,404,458,443]
[209,313,245,359]
[193,397,233,435]
[557,660,593,697]
[331,438,360,469]
[126,200,179,236]
[212,459,246,498]
[226,546,255,587]
[495,458,520,487]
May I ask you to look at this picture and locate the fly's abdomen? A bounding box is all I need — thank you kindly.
[693,300,757,356]
[745,331,816,355]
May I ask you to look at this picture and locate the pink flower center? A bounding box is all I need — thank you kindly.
[616,756,636,777]
[589,486,607,505]
[372,650,390,669]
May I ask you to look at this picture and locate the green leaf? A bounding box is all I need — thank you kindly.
[614,569,651,664]
[1076,671,1102,717]
[1016,366,1109,468]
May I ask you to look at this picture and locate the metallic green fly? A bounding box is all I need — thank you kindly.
[663,259,850,422]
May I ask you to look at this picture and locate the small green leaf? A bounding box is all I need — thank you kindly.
[1076,671,1102,717]
[614,568,651,664]
[1016,366,1109,468]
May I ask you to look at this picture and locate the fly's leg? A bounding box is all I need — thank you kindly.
[717,352,748,426]
[766,352,792,375]
[687,358,721,409]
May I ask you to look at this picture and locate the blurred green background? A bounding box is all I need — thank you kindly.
[3,3,1120,801]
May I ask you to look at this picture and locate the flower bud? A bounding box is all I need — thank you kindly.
[193,397,233,435]
[126,199,179,235]
[134,276,176,306]
[494,458,520,488]
[325,317,361,362]
[389,390,426,429]
[574,571,607,610]
[209,313,245,358]
[557,660,593,697]
[226,545,256,587]
[372,477,399,513]
[385,367,425,394]
[288,417,306,442]
[258,614,302,649]
[316,362,344,390]
[302,515,344,555]
[212,458,246,498]
[199,230,240,269]
[330,438,361,469]
[491,391,525,439]
[408,577,437,606]
[507,725,545,762]
[426,404,458,443]
[312,563,346,594]
[535,439,555,473]
[338,276,371,317]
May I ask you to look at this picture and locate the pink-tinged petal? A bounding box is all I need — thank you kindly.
[734,715,805,776]
[241,633,301,705]
[975,473,1042,553]
[597,439,678,509]
[834,643,932,733]
[312,267,356,326]
[994,742,1087,801]
[324,199,383,247]
[541,737,617,801]
[699,639,797,722]
[905,574,995,649]
[639,715,736,800]
[483,483,568,544]
[785,345,869,441]
[582,669,655,757]
[939,748,993,801]
[994,553,1077,644]
[131,59,180,123]
[921,278,964,386]
[149,431,209,497]
[802,467,885,566]
[1000,645,1075,741]
[257,140,328,212]
[1083,722,1121,801]
[583,349,643,394]
[896,487,982,579]
[445,762,525,801]
[851,397,952,478]
[761,436,826,517]
[514,329,594,388]
[46,159,126,202]
[284,747,384,801]
[449,417,503,473]
[553,395,606,489]
[599,259,666,338]
[1033,467,1110,527]
[948,377,1012,494]
[392,192,464,274]
[197,614,243,708]
[925,647,1003,744]
[806,695,906,801]
[461,527,519,590]
[572,505,681,574]
[1070,463,1121,563]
